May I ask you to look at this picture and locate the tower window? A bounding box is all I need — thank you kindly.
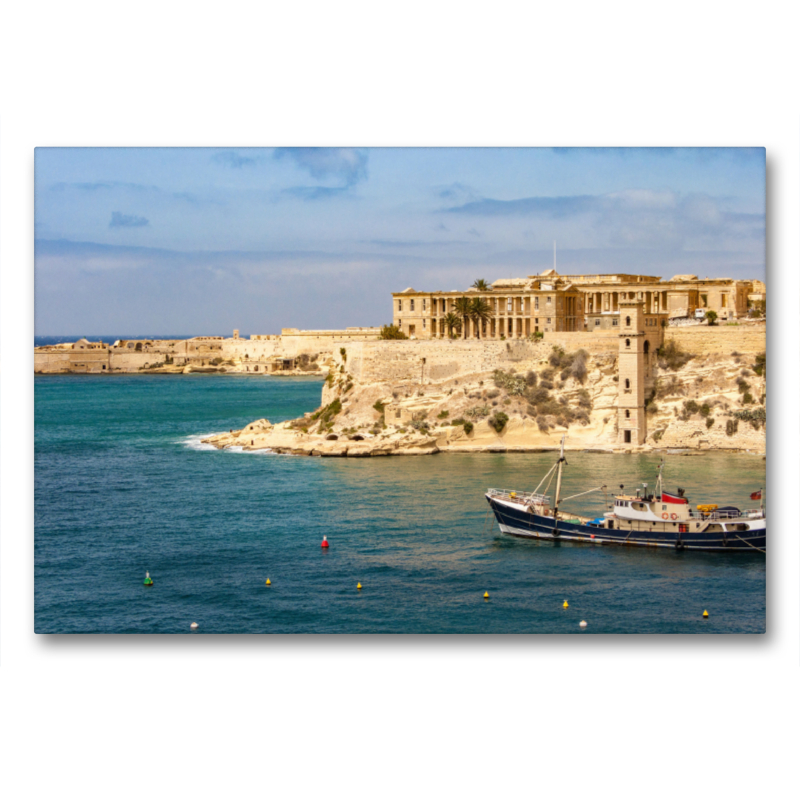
[625,339,630,348]
[625,316,631,326]
[625,410,630,418]
[625,378,630,389]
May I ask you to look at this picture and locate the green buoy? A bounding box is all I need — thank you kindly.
[144,571,154,586]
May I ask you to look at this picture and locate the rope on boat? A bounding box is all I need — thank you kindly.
[735,535,766,554]
[560,485,606,503]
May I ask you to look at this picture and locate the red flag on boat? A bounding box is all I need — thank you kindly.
[662,491,688,505]
[750,490,762,501]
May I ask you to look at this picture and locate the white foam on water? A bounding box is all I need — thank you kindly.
[182,433,221,452]
[182,433,276,455]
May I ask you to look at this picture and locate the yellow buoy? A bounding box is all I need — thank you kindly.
[266,578,271,585]
[357,583,362,590]
[703,609,709,618]
[484,591,490,599]
[563,600,569,609]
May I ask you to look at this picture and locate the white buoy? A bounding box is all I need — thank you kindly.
[579,620,588,628]
[190,622,198,629]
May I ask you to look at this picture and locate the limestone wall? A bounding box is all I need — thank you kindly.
[542,330,620,353]
[665,324,766,355]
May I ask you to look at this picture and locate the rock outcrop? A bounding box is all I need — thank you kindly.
[202,345,766,457]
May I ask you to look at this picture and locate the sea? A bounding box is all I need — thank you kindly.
[34,373,766,634]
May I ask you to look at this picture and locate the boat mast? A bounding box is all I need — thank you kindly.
[552,436,567,535]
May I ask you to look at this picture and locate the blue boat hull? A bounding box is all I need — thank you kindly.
[487,496,766,553]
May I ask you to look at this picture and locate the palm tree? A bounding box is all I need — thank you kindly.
[442,312,462,338]
[454,296,472,339]
[472,278,491,291]
[469,297,492,340]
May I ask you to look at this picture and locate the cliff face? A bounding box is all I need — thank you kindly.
[203,345,766,456]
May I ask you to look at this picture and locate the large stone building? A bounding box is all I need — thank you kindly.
[391,270,759,339]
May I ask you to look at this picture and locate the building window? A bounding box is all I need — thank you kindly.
[625,410,631,419]
[507,299,512,313]
[422,319,426,329]
[594,319,600,326]
[535,318,539,324]
[398,300,402,312]
[547,296,552,305]
[625,316,631,326]
[625,379,630,389]
[547,318,551,324]
[410,299,415,312]
[612,318,619,326]
[534,298,539,311]
[625,339,630,347]
[422,299,426,312]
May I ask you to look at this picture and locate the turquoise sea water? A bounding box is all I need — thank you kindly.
[35,375,766,634]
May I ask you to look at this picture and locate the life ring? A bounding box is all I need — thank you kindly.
[671,513,678,520]
[662,513,669,520]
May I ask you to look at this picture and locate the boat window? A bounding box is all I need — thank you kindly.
[705,524,724,533]
[727,523,749,532]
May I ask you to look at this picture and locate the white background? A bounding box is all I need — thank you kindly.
[1,2,797,798]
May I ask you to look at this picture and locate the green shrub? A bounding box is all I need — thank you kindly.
[488,412,509,433]
[699,403,711,417]
[657,340,694,371]
[373,400,386,413]
[742,392,754,405]
[437,410,449,419]
[379,324,408,340]
[492,369,526,396]
[726,419,738,436]
[463,421,474,434]
[466,405,490,419]
[451,417,466,426]
[525,371,537,387]
[706,417,714,429]
[753,352,766,377]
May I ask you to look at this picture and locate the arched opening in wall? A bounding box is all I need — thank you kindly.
[643,340,650,355]
[624,430,632,444]
[625,316,631,326]
[135,342,143,352]
[625,409,630,419]
[625,339,630,348]
[625,378,630,389]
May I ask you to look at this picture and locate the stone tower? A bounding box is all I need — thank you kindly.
[618,299,647,446]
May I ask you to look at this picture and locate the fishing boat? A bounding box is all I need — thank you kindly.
[485,438,765,553]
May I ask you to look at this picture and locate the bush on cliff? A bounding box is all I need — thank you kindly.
[463,421,474,434]
[379,324,408,340]
[488,412,509,433]
[656,340,694,371]
[753,352,766,377]
[492,369,526,396]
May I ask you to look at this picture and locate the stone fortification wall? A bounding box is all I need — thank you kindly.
[342,339,552,384]
[543,330,620,354]
[665,324,765,355]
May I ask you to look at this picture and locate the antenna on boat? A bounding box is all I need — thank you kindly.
[552,435,567,537]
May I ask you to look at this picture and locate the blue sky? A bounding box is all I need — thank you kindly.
[34,147,765,336]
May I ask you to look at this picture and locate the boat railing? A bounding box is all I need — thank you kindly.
[487,488,551,506]
[688,508,765,521]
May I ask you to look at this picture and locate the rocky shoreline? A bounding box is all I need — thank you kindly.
[202,345,766,457]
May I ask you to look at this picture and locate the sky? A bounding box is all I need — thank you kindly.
[34,147,765,336]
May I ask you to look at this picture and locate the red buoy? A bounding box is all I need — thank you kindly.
[321,535,329,548]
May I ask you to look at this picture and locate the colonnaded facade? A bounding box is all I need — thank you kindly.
[391,269,760,339]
